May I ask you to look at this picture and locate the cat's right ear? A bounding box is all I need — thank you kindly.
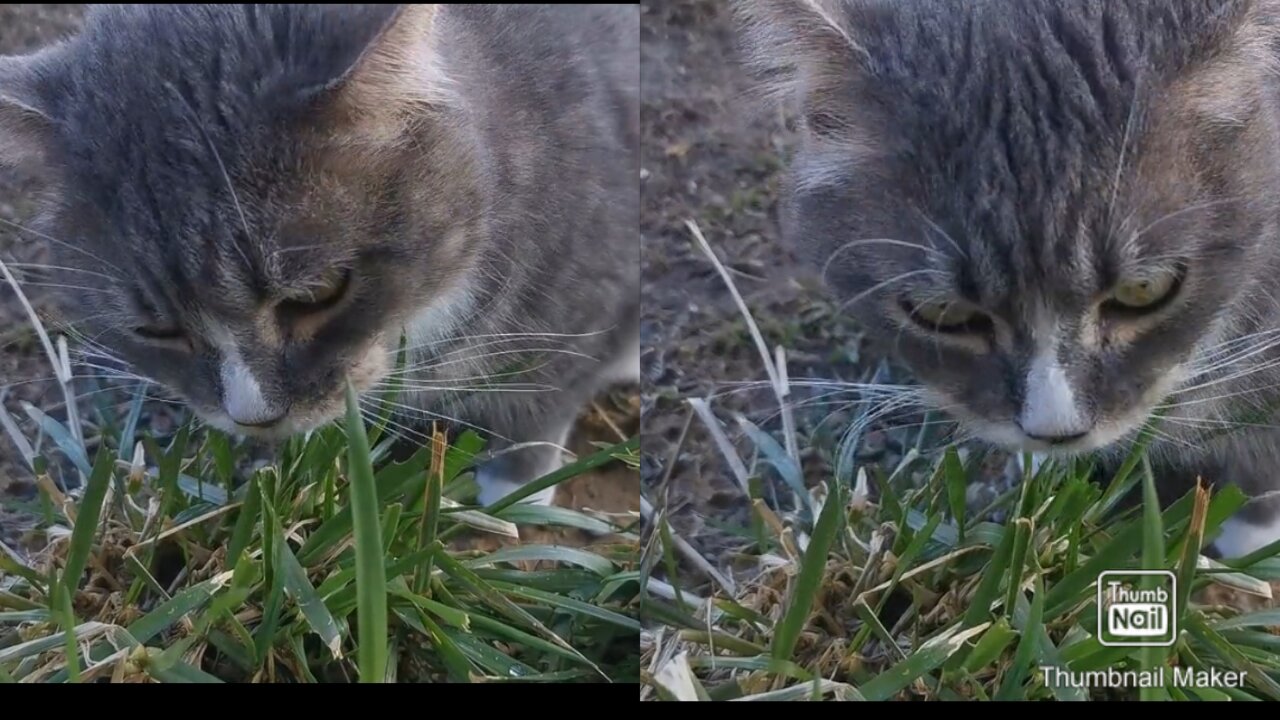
[0,57,54,172]
[314,4,456,145]
[733,0,872,139]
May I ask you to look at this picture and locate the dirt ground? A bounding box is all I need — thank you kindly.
[0,4,88,548]
[640,0,893,571]
[0,4,638,554]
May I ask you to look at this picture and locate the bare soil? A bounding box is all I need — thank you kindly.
[640,0,883,572]
[0,4,88,550]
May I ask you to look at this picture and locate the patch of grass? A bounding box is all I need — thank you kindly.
[639,220,1280,701]
[0,261,640,684]
[0,407,640,682]
[643,396,1280,702]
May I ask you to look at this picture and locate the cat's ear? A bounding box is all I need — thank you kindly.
[319,4,455,143]
[1173,2,1280,127]
[0,57,55,171]
[734,0,873,138]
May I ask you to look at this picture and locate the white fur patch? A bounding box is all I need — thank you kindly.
[475,425,571,508]
[1020,324,1085,440]
[206,323,280,427]
[219,350,276,426]
[1213,514,1280,559]
[476,472,557,507]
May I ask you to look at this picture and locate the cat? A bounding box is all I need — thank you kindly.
[735,0,1280,558]
[0,3,640,507]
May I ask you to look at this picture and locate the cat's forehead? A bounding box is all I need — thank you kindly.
[109,212,357,312]
[45,5,396,184]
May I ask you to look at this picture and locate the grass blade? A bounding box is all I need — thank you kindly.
[343,380,387,683]
[147,659,225,683]
[1185,611,1280,700]
[61,447,114,595]
[771,480,846,661]
[495,504,621,535]
[478,436,638,516]
[394,605,474,681]
[1139,455,1169,701]
[280,541,344,659]
[432,547,603,675]
[961,617,1016,674]
[943,447,967,541]
[462,545,615,576]
[55,584,81,682]
[1215,609,1280,631]
[858,622,990,701]
[22,402,91,478]
[994,576,1044,701]
[227,473,261,563]
[492,582,641,632]
[415,424,446,593]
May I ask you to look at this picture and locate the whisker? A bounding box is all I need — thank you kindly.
[10,281,114,295]
[913,209,967,258]
[821,237,940,285]
[390,346,598,374]
[359,396,510,444]
[1131,197,1244,242]
[837,269,944,312]
[1105,86,1141,240]
[7,263,119,281]
[391,328,613,357]
[385,383,558,395]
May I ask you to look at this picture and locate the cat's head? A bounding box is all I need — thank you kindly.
[0,4,481,438]
[738,0,1280,455]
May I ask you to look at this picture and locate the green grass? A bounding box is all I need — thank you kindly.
[0,262,640,683]
[639,220,1280,701]
[643,404,1280,701]
[0,390,640,683]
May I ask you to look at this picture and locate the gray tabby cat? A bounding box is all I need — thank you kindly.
[0,4,640,506]
[736,0,1280,557]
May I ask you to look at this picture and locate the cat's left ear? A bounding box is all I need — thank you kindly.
[0,56,55,172]
[733,0,880,142]
[319,4,456,143]
[1174,2,1280,126]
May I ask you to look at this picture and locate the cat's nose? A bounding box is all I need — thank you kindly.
[225,398,287,428]
[220,356,287,428]
[1019,351,1091,444]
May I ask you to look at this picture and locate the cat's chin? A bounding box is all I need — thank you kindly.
[966,419,1140,458]
[195,397,353,441]
[201,412,336,442]
[922,389,1167,460]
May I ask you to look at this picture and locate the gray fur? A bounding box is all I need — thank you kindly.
[0,4,640,503]
[737,0,1280,553]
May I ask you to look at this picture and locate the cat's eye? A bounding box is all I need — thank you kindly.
[279,268,353,316]
[902,298,991,334]
[1105,269,1181,314]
